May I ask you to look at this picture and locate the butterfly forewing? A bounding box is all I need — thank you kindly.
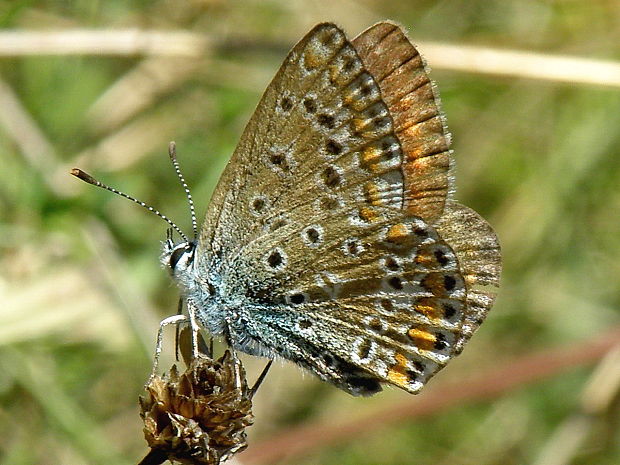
[200,23,410,263]
[194,22,501,396]
[353,21,453,222]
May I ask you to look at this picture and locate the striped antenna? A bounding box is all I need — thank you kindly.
[168,142,198,241]
[70,168,188,243]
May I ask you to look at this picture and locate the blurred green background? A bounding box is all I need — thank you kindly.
[1,1,619,464]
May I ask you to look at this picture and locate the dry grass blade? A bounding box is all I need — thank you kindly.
[0,30,209,57]
[0,30,619,88]
[79,220,164,357]
[86,56,205,134]
[73,89,213,171]
[419,41,620,88]
[532,345,620,465]
[0,266,132,348]
[0,76,64,193]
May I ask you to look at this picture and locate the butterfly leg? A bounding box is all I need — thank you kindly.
[174,297,183,361]
[186,300,203,361]
[148,313,188,383]
[249,359,273,398]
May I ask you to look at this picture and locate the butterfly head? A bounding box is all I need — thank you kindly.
[162,235,197,278]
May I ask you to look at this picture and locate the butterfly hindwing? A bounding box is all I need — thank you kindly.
[434,201,501,353]
[223,203,471,394]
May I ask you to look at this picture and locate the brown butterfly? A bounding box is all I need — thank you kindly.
[76,21,501,396]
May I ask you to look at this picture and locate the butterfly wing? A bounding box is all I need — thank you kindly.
[352,21,453,222]
[197,22,501,395]
[200,23,416,263]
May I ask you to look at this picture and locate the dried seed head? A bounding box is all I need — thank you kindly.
[139,351,253,465]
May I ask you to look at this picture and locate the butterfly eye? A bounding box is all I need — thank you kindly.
[169,247,187,270]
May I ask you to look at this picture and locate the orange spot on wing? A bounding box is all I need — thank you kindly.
[328,63,343,85]
[363,182,382,205]
[352,117,366,133]
[387,352,410,386]
[401,151,450,221]
[414,251,434,267]
[343,93,355,106]
[303,50,322,69]
[359,207,379,222]
[361,145,382,171]
[408,328,436,351]
[386,223,409,243]
[420,273,448,296]
[414,298,443,320]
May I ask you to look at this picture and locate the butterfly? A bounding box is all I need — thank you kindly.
[75,21,501,396]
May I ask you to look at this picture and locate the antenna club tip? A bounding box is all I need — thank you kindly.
[70,168,98,185]
[168,141,177,159]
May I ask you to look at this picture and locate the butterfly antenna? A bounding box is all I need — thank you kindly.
[70,168,189,243]
[168,141,198,241]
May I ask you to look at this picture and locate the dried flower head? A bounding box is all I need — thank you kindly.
[139,351,254,465]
